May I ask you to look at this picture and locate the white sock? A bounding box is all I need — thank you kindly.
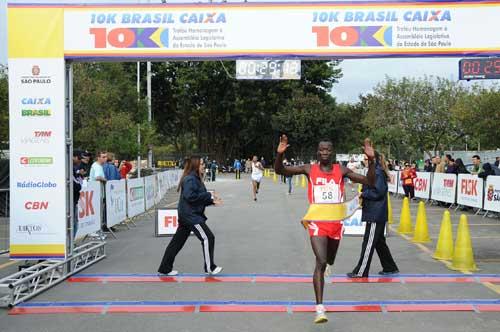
[316,304,326,313]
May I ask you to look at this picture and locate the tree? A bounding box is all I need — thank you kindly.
[361,76,466,160]
[452,85,500,150]
[73,63,154,159]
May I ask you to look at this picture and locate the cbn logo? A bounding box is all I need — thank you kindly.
[312,26,392,47]
[90,27,169,48]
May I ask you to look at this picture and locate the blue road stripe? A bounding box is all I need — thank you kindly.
[18,299,500,307]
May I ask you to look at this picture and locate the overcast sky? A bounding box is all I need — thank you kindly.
[1,0,494,103]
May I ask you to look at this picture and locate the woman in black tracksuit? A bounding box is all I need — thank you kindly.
[347,152,399,278]
[158,156,223,276]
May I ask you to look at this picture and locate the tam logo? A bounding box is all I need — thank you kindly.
[312,25,392,47]
[25,201,49,210]
[34,131,52,137]
[90,27,169,48]
[443,179,455,188]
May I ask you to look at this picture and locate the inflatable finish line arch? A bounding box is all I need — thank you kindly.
[7,1,500,259]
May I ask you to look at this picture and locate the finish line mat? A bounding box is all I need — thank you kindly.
[68,273,500,284]
[9,299,500,315]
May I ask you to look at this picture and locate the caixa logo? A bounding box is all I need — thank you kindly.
[312,26,392,47]
[17,224,43,235]
[24,201,49,210]
[21,97,51,105]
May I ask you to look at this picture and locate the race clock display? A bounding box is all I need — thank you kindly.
[236,60,301,80]
[459,58,500,80]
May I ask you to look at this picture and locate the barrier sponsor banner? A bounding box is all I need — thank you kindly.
[8,58,67,260]
[145,175,156,210]
[127,178,145,218]
[388,171,398,193]
[484,176,500,213]
[431,173,457,204]
[105,180,127,228]
[457,174,483,209]
[343,210,365,235]
[60,2,500,59]
[414,172,432,200]
[76,181,102,239]
[156,209,178,236]
[397,171,405,195]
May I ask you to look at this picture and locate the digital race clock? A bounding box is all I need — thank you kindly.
[236,60,301,80]
[459,58,500,80]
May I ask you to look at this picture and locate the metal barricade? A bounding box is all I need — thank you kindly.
[0,189,9,253]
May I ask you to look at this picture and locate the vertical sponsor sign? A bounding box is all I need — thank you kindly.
[144,175,155,210]
[457,174,484,209]
[154,174,161,205]
[76,181,102,239]
[484,176,500,213]
[127,178,145,218]
[155,209,179,236]
[388,171,398,193]
[414,172,432,200]
[431,173,457,204]
[8,59,67,260]
[105,180,127,227]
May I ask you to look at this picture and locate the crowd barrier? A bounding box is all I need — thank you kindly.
[385,170,500,214]
[75,170,182,239]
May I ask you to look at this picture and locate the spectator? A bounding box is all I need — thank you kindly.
[446,157,457,174]
[89,151,107,183]
[234,159,242,180]
[260,157,266,168]
[495,157,500,168]
[119,159,133,179]
[435,156,446,173]
[423,159,433,172]
[104,153,121,181]
[471,155,483,174]
[401,162,416,199]
[478,163,500,180]
[346,158,358,172]
[455,158,470,174]
[210,160,218,182]
[245,158,252,174]
[411,162,419,172]
[79,151,91,179]
[72,150,84,238]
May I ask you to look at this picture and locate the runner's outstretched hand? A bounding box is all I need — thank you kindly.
[277,134,290,154]
[363,138,375,160]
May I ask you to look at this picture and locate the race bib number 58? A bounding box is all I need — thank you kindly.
[314,185,340,203]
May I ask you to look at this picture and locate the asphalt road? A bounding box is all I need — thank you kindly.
[0,173,499,332]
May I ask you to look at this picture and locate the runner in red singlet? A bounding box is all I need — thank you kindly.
[274,134,375,324]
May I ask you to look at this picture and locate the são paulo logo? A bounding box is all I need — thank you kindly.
[487,185,500,202]
[20,65,52,84]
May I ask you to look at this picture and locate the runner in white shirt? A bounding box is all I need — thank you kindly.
[251,155,264,201]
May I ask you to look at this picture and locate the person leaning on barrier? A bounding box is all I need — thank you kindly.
[454,158,470,175]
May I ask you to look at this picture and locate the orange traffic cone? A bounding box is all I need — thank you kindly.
[397,197,413,234]
[433,210,454,260]
[412,201,431,243]
[450,214,478,272]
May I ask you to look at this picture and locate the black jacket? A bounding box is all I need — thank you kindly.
[178,172,214,225]
[361,166,388,223]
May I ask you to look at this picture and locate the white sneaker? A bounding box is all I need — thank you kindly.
[207,266,223,275]
[159,270,178,276]
[314,304,328,324]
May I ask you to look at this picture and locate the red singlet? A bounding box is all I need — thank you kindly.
[306,163,345,239]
